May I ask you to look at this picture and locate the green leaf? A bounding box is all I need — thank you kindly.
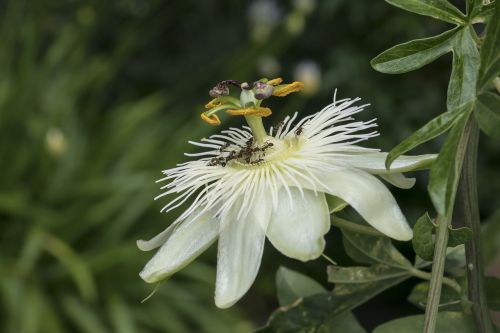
[475,91,500,139]
[385,102,468,169]
[373,312,477,333]
[342,229,413,268]
[275,266,325,306]
[470,1,495,23]
[385,0,466,25]
[257,279,404,333]
[448,226,472,247]
[428,106,473,215]
[371,28,457,74]
[412,213,472,260]
[447,27,480,110]
[407,281,463,311]
[408,277,500,311]
[477,1,500,90]
[412,213,436,261]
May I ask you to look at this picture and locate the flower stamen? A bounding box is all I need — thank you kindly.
[272,81,305,97]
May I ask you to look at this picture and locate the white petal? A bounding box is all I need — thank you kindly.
[137,220,181,251]
[379,173,416,189]
[313,168,412,241]
[344,152,436,174]
[267,188,330,261]
[214,195,271,308]
[139,211,219,283]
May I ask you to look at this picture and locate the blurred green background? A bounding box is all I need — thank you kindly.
[1,0,498,332]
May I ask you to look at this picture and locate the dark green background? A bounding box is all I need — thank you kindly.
[0,0,498,332]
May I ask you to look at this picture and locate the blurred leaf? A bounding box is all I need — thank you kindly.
[412,213,436,261]
[61,295,108,333]
[482,209,500,265]
[484,276,500,310]
[40,230,97,301]
[446,27,480,110]
[428,107,473,215]
[408,281,463,311]
[107,294,138,333]
[475,91,500,139]
[371,28,457,74]
[477,0,500,90]
[373,311,477,333]
[276,266,325,306]
[385,102,469,169]
[385,0,466,24]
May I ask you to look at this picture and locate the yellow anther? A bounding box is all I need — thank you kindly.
[267,77,283,86]
[201,113,221,125]
[226,107,272,117]
[272,81,304,97]
[205,99,221,109]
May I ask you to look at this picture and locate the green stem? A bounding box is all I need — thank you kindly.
[423,214,451,332]
[457,118,494,333]
[244,115,267,144]
[410,268,462,294]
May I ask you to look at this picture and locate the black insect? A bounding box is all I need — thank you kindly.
[295,126,304,136]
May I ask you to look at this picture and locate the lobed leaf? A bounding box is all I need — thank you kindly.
[477,0,500,90]
[371,28,457,74]
[385,102,468,169]
[446,27,480,111]
[475,91,500,139]
[385,0,466,25]
[428,105,473,215]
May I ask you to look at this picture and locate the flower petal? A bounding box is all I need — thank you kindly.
[344,152,436,174]
[139,211,219,283]
[314,168,412,241]
[215,195,271,308]
[137,221,181,251]
[267,188,330,261]
[379,173,416,189]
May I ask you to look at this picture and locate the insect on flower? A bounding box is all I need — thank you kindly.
[138,78,436,308]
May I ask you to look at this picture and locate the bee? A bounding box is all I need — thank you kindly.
[261,142,274,151]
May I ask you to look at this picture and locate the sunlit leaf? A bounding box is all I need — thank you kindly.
[446,27,480,110]
[371,28,457,74]
[385,0,466,25]
[327,265,409,284]
[276,266,325,306]
[373,311,477,333]
[428,106,473,215]
[475,91,500,139]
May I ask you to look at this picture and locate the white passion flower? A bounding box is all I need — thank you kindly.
[138,78,435,308]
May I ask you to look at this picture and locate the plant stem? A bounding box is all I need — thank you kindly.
[457,118,494,333]
[423,213,451,332]
[409,268,462,294]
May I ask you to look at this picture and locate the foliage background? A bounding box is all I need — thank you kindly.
[0,0,498,332]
